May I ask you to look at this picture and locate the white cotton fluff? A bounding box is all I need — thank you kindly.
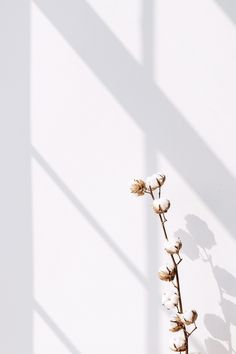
[146,175,159,189]
[162,292,179,310]
[159,262,175,274]
[164,238,182,254]
[153,198,170,213]
[146,173,166,190]
[181,309,198,325]
[169,331,187,351]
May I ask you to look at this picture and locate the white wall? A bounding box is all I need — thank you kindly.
[31,1,236,354]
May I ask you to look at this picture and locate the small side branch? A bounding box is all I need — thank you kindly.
[177,257,183,265]
[187,324,197,337]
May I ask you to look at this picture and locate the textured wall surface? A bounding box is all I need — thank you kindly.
[30,1,236,354]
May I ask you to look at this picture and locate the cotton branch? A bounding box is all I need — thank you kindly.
[131,174,198,354]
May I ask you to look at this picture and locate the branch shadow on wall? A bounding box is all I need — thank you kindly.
[175,215,236,354]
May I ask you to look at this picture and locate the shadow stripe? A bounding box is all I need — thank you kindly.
[35,300,81,354]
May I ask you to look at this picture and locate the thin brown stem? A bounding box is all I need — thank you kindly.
[156,178,161,198]
[144,190,151,194]
[177,257,183,265]
[172,257,183,313]
[177,253,182,263]
[159,213,189,353]
[149,186,155,200]
[158,214,169,241]
[172,281,178,289]
[159,213,183,312]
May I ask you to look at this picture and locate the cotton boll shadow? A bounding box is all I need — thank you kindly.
[185,215,216,250]
[221,298,236,326]
[174,229,199,260]
[205,337,228,354]
[214,266,236,297]
[174,214,216,261]
[204,314,230,341]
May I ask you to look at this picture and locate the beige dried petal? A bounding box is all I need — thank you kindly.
[169,314,184,332]
[169,322,184,333]
[170,341,187,352]
[158,263,176,282]
[130,179,146,196]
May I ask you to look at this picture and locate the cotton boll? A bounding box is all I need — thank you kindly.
[169,331,187,352]
[153,198,170,214]
[162,292,179,310]
[158,263,176,281]
[169,322,183,333]
[146,173,166,190]
[180,309,198,325]
[146,175,159,190]
[169,314,184,332]
[165,238,182,255]
[154,173,166,186]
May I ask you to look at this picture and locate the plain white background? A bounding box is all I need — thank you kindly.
[2,0,236,353]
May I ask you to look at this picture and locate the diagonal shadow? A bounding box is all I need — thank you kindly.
[35,300,82,354]
[215,0,236,26]
[34,0,236,238]
[32,146,147,288]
